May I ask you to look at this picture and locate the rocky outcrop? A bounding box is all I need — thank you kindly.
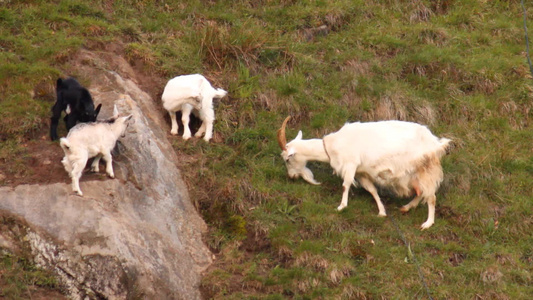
[0,51,213,299]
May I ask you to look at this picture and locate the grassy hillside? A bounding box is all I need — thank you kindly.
[1,0,532,298]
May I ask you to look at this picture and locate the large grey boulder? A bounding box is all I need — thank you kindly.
[0,52,213,299]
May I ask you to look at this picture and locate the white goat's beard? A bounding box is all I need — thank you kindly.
[300,167,321,185]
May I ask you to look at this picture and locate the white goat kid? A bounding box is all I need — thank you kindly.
[161,74,227,142]
[277,117,451,230]
[60,106,132,196]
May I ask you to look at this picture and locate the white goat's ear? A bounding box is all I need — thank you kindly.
[113,104,119,119]
[295,130,303,141]
[287,147,296,157]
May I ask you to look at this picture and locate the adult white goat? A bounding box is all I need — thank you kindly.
[161,74,227,142]
[60,105,132,196]
[277,117,452,230]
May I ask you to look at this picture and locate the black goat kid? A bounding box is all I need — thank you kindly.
[50,77,101,141]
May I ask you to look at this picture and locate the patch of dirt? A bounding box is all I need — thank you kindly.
[0,131,67,187]
[240,224,272,253]
[0,131,115,188]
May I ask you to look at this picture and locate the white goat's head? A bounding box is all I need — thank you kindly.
[277,116,321,185]
[117,114,133,137]
[107,104,133,137]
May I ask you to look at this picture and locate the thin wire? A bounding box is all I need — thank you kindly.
[389,214,433,300]
[521,0,533,77]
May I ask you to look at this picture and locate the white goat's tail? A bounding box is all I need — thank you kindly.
[59,138,71,153]
[214,88,228,99]
[439,138,453,155]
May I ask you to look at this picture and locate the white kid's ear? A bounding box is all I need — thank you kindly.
[295,130,303,141]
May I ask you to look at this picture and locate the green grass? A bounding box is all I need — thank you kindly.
[1,0,533,298]
[0,252,60,299]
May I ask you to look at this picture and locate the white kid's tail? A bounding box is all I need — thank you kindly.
[214,88,228,99]
[59,138,71,153]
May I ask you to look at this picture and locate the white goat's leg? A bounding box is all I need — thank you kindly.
[103,151,114,178]
[169,111,179,135]
[358,176,387,217]
[203,120,214,142]
[337,164,357,211]
[199,108,214,142]
[400,195,423,213]
[195,121,206,138]
[420,195,436,230]
[195,108,206,138]
[90,155,102,172]
[71,160,85,196]
[181,105,193,140]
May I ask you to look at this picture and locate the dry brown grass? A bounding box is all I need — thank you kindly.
[430,0,454,15]
[295,277,321,294]
[294,252,330,272]
[499,101,532,130]
[339,284,371,300]
[342,59,373,78]
[418,28,450,46]
[124,43,157,69]
[409,0,433,23]
[328,265,354,285]
[198,21,292,71]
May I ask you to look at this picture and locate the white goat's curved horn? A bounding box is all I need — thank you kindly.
[277,116,291,151]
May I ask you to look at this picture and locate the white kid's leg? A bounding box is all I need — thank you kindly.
[337,164,357,211]
[181,105,193,140]
[195,121,206,137]
[61,157,72,174]
[169,111,179,135]
[71,160,85,196]
[200,108,215,142]
[203,121,214,142]
[358,176,387,217]
[103,151,114,178]
[91,155,102,172]
[420,195,436,230]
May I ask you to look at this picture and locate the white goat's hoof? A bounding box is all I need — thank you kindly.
[75,191,83,196]
[337,205,346,211]
[399,206,410,213]
[90,167,99,173]
[378,212,387,217]
[182,135,191,140]
[420,221,433,230]
[108,174,115,179]
[170,130,178,136]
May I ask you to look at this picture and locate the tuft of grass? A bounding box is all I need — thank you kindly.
[0,252,61,299]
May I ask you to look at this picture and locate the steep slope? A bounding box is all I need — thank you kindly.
[0,50,212,299]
